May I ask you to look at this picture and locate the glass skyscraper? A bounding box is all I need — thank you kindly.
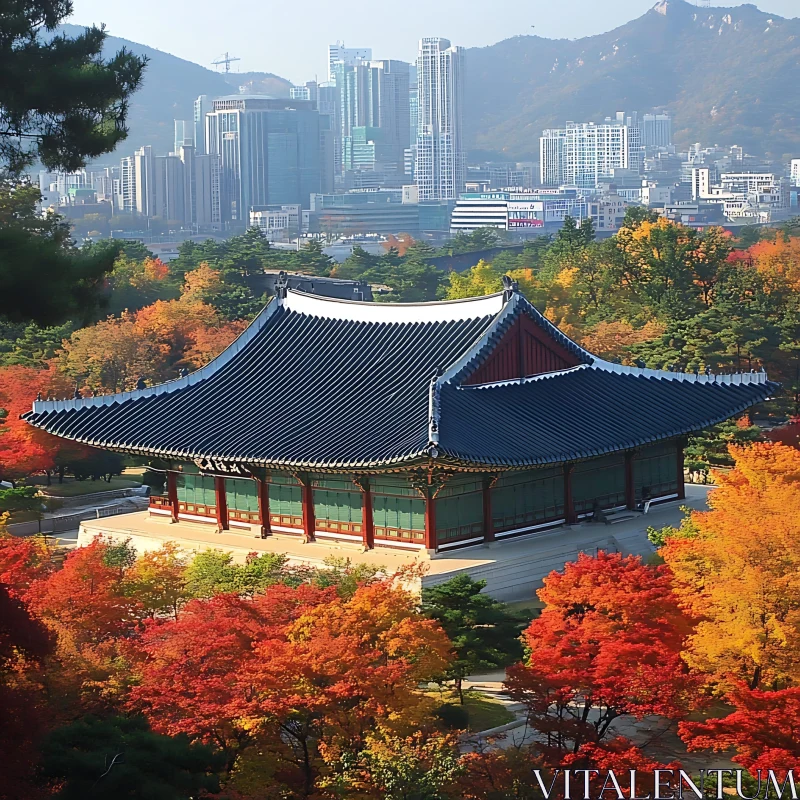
[205,96,322,224]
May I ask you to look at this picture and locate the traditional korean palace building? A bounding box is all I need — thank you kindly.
[25,281,776,555]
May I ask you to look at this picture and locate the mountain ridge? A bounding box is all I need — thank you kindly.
[463,0,800,159]
[57,24,292,159]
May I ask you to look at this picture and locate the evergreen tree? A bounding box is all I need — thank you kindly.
[0,2,146,325]
[422,574,526,703]
[41,715,224,800]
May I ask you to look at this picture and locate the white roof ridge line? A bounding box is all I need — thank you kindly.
[286,287,506,308]
[591,358,770,384]
[283,288,506,323]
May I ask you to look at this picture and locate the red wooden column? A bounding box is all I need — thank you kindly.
[256,477,270,539]
[424,491,437,552]
[482,474,495,543]
[166,471,179,523]
[676,438,687,500]
[299,474,316,543]
[564,464,577,524]
[625,451,636,510]
[214,476,229,531]
[357,477,374,550]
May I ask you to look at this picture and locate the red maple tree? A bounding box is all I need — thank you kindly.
[505,552,699,761]
[680,683,800,776]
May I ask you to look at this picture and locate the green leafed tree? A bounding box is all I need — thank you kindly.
[422,574,527,703]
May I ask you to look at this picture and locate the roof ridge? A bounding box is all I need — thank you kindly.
[282,288,507,323]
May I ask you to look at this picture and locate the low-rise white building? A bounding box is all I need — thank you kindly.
[249,205,301,241]
[450,190,588,233]
[589,194,629,232]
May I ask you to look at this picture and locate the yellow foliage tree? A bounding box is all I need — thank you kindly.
[446,260,503,299]
[662,442,800,691]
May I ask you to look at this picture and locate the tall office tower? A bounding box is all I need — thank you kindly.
[335,59,369,140]
[539,122,631,190]
[196,154,222,227]
[327,42,372,81]
[205,96,321,223]
[415,38,465,200]
[641,113,673,148]
[133,145,155,216]
[612,111,642,173]
[153,155,186,221]
[118,155,137,213]
[317,82,340,181]
[193,95,212,154]
[318,113,336,194]
[174,119,191,152]
[179,144,196,225]
[179,143,222,228]
[367,60,411,168]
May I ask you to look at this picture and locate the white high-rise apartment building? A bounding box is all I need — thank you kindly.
[791,159,800,185]
[415,37,464,201]
[118,156,136,213]
[540,123,631,189]
[539,130,566,187]
[193,95,212,155]
[327,43,372,81]
[133,145,155,216]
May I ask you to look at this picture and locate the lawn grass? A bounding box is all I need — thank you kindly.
[430,690,515,733]
[462,691,515,731]
[29,476,142,497]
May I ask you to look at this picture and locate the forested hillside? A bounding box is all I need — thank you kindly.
[464,0,800,159]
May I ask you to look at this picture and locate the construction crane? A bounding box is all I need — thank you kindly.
[212,52,241,73]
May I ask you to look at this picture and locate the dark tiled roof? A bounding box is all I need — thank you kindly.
[24,289,777,470]
[438,368,778,467]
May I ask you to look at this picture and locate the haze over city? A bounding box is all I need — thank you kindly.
[70,0,799,80]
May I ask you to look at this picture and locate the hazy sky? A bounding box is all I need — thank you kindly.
[70,0,798,84]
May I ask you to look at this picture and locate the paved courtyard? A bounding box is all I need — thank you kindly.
[80,485,711,601]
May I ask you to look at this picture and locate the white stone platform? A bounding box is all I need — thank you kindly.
[78,486,710,602]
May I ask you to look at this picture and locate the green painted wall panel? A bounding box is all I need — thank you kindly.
[225,478,259,512]
[176,474,216,507]
[372,494,425,532]
[313,488,363,524]
[436,491,484,542]
[269,483,303,517]
[634,443,678,498]
[491,468,564,531]
[572,454,626,512]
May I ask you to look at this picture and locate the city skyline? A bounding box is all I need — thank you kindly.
[68,0,798,83]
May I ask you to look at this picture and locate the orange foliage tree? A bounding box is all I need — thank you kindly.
[579,320,666,363]
[61,266,247,391]
[27,538,143,700]
[742,234,800,292]
[661,442,800,691]
[129,580,451,794]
